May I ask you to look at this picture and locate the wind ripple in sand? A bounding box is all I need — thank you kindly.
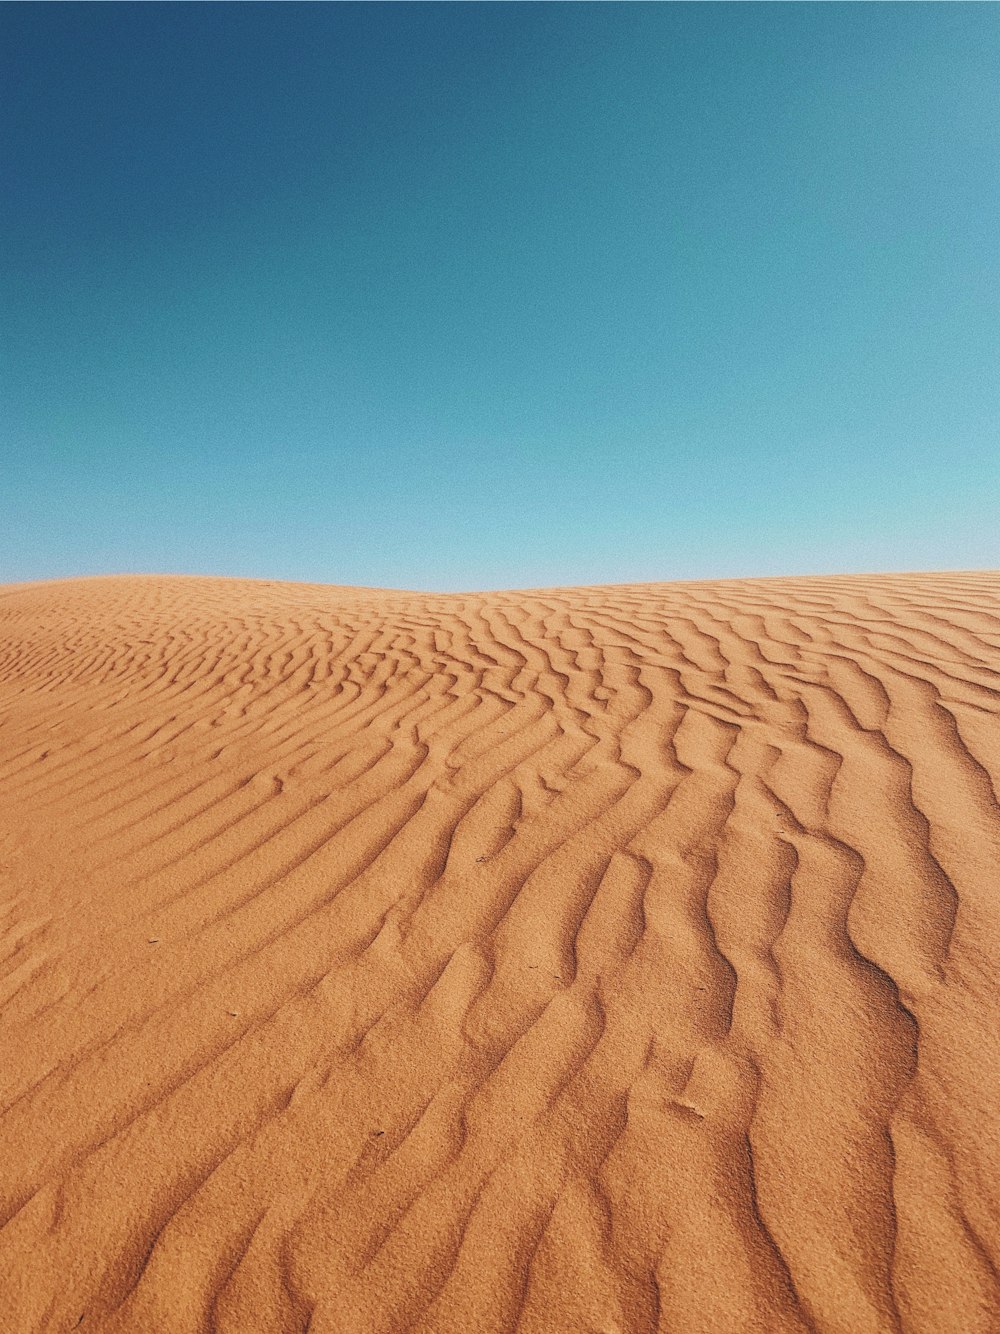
[0,572,999,1333]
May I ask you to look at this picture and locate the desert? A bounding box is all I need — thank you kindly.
[0,571,998,1332]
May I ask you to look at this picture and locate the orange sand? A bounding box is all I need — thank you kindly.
[0,572,998,1333]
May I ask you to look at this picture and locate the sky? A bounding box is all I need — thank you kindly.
[3,3,998,591]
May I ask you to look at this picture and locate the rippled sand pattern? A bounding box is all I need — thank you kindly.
[1,573,999,1333]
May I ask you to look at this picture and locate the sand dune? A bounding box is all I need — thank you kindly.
[0,572,998,1332]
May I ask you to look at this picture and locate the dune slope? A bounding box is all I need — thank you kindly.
[0,572,999,1333]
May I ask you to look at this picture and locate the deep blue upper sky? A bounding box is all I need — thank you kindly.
[3,3,998,589]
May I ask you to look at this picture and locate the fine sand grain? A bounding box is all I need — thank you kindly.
[0,572,999,1333]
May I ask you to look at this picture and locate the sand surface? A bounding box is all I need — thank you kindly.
[0,572,999,1333]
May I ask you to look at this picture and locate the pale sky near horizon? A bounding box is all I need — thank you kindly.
[3,3,998,591]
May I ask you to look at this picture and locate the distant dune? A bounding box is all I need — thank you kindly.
[0,572,998,1333]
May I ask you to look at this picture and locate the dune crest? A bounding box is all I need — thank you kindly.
[1,572,999,1332]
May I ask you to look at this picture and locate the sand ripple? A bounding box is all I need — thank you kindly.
[0,572,998,1332]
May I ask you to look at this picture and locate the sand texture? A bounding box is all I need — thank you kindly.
[1,572,999,1333]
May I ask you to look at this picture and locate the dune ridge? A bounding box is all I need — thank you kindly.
[0,571,998,1333]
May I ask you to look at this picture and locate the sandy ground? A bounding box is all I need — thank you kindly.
[0,572,998,1333]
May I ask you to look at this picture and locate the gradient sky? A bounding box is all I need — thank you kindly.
[3,3,998,590]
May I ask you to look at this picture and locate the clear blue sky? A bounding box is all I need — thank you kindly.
[3,3,998,590]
